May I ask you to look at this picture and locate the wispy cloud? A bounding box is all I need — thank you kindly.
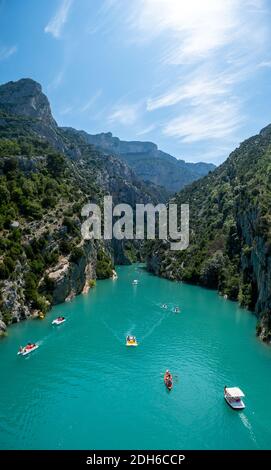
[108,103,140,126]
[81,90,102,112]
[163,100,244,143]
[47,70,65,91]
[136,124,156,136]
[0,45,17,61]
[45,0,73,38]
[146,70,239,111]
[258,60,271,68]
[59,105,73,116]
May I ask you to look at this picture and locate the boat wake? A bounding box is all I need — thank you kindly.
[140,309,171,343]
[101,319,123,344]
[239,413,259,448]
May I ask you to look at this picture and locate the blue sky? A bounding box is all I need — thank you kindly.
[1,0,271,163]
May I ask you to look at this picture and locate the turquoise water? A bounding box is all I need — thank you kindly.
[0,264,271,450]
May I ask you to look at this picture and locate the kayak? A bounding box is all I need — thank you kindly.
[17,344,39,356]
[164,372,173,391]
[52,317,66,326]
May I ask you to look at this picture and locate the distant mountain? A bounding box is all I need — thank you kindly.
[73,131,216,194]
[146,124,271,342]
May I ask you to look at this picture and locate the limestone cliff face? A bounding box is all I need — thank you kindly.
[0,79,56,126]
[237,209,271,340]
[47,241,97,304]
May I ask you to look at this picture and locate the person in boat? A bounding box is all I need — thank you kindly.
[58,316,65,321]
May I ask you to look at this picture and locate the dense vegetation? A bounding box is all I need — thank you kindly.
[146,125,271,340]
[0,136,83,314]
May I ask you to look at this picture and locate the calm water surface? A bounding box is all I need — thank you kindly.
[0,264,271,449]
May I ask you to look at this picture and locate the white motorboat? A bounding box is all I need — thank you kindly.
[132,279,139,285]
[17,343,39,356]
[224,387,245,410]
[52,317,66,326]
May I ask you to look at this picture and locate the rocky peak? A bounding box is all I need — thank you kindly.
[0,78,57,127]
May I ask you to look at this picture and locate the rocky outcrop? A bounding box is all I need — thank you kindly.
[0,79,56,126]
[47,241,97,304]
[0,319,7,335]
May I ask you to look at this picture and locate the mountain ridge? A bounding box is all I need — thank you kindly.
[71,129,215,193]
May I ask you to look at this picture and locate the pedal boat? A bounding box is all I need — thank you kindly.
[52,317,66,326]
[18,343,39,356]
[126,336,138,347]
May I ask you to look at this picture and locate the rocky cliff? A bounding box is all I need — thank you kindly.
[146,124,271,342]
[0,78,160,332]
[73,130,215,194]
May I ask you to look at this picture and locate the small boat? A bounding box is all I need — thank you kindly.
[52,316,66,326]
[162,304,168,309]
[174,306,180,313]
[132,279,139,285]
[224,386,245,410]
[17,343,39,356]
[164,370,173,391]
[126,335,138,347]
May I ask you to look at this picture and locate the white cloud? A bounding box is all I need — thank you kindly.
[258,60,271,68]
[47,70,65,91]
[127,0,242,62]
[0,45,17,61]
[136,124,156,136]
[146,70,239,111]
[45,0,73,38]
[108,103,140,126]
[163,100,244,143]
[81,90,102,112]
[59,105,73,115]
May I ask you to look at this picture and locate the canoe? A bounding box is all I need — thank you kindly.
[164,373,173,391]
